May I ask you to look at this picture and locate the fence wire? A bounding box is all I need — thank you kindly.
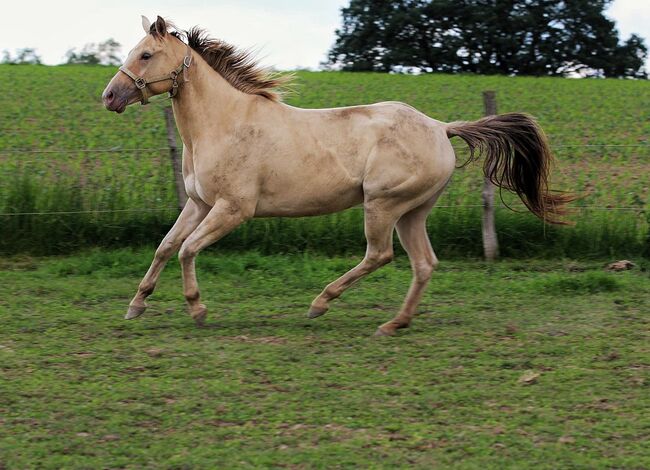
[1,111,648,218]
[0,144,648,157]
[0,204,645,217]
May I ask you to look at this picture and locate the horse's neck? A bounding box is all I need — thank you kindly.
[171,59,247,150]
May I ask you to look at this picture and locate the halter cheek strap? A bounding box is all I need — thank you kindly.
[118,45,193,105]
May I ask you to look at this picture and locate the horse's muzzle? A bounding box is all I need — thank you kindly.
[102,83,139,114]
[102,87,127,113]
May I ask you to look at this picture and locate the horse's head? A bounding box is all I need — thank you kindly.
[102,16,191,113]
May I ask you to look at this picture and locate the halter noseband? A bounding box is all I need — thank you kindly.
[119,45,193,105]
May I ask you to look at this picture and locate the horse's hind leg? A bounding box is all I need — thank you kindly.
[307,201,399,319]
[375,202,438,336]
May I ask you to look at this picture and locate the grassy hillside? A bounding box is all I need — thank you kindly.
[0,65,648,256]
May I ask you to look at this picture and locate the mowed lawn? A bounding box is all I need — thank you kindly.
[0,249,648,468]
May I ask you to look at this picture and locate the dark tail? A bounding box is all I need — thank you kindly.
[446,112,574,225]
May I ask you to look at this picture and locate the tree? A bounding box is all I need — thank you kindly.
[608,34,648,78]
[1,48,42,65]
[328,0,648,78]
[65,39,122,66]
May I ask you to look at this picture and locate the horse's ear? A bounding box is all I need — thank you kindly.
[141,15,152,34]
[154,16,167,36]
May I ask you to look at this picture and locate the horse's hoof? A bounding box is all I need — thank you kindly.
[125,304,147,320]
[191,304,208,327]
[307,305,328,319]
[374,326,396,337]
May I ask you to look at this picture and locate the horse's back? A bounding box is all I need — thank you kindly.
[253,100,455,216]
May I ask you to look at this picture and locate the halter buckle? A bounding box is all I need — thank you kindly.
[183,55,192,68]
[134,77,147,89]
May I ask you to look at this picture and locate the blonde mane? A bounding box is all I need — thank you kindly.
[169,27,292,102]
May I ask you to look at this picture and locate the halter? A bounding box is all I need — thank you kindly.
[119,45,193,105]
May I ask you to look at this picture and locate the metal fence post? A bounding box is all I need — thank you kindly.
[163,107,188,211]
[482,91,499,261]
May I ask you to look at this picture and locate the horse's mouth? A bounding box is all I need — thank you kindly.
[104,97,128,114]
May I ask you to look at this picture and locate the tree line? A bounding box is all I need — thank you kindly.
[328,0,648,78]
[2,39,122,66]
[3,2,646,78]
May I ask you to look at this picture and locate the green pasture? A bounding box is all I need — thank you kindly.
[2,65,648,469]
[0,65,649,256]
[1,250,649,468]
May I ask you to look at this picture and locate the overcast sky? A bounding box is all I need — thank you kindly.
[1,0,648,71]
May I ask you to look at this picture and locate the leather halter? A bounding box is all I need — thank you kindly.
[119,45,193,105]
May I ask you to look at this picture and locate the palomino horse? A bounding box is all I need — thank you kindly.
[102,16,571,336]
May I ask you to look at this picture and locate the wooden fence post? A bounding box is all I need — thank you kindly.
[163,107,188,211]
[482,91,499,261]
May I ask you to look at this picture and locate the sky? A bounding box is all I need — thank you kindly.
[0,0,648,71]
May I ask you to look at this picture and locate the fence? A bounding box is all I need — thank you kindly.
[1,94,648,258]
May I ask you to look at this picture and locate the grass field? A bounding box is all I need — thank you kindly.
[1,249,649,468]
[1,65,649,257]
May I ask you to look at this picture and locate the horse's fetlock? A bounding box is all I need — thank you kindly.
[322,287,338,301]
[139,284,155,297]
[185,290,200,302]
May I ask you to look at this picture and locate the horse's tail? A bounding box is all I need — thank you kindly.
[446,112,574,225]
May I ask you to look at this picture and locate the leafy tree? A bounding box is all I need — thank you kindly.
[1,48,42,65]
[65,39,122,66]
[328,0,647,78]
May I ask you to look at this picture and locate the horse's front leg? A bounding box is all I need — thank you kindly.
[126,199,210,319]
[177,199,250,326]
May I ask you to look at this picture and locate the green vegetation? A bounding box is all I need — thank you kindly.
[1,250,648,468]
[1,65,648,257]
[2,64,647,470]
[329,0,648,78]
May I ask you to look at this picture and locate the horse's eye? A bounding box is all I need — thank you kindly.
[141,52,152,60]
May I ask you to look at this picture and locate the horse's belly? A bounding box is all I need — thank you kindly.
[254,180,363,217]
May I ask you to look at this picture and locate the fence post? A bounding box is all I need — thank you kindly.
[482,91,499,261]
[163,107,188,211]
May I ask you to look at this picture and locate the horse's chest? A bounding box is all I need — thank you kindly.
[182,153,213,205]
[183,150,245,206]
[183,172,203,203]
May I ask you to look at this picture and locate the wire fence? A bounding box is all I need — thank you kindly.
[1,143,649,155]
[1,147,648,215]
[1,109,648,218]
[0,204,645,217]
[0,147,169,155]
[0,144,644,157]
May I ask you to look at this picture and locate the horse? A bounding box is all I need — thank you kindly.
[102,16,572,336]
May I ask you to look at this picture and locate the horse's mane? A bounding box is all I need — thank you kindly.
[165,26,292,102]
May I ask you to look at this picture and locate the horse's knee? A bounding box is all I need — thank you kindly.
[414,257,437,283]
[178,242,197,264]
[155,241,176,260]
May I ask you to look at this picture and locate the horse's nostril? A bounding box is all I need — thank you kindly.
[107,91,114,101]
